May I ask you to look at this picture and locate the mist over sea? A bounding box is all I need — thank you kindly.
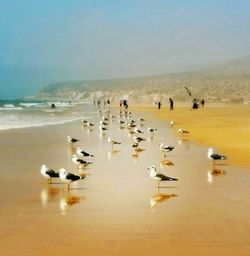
[0,99,92,131]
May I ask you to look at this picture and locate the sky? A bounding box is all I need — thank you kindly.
[0,0,250,98]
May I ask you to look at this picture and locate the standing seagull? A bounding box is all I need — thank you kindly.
[178,128,189,135]
[148,128,157,138]
[159,143,175,157]
[108,137,121,150]
[40,164,59,183]
[72,155,92,168]
[67,136,79,144]
[59,168,86,189]
[99,125,108,134]
[77,147,94,158]
[134,136,146,143]
[207,148,227,166]
[134,128,144,134]
[147,166,178,188]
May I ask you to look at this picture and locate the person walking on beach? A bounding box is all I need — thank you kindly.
[192,98,198,109]
[158,101,161,110]
[201,99,205,108]
[169,98,174,110]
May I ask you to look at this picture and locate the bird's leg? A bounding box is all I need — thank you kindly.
[67,183,70,190]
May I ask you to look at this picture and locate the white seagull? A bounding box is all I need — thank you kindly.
[131,142,144,152]
[207,148,227,166]
[108,137,121,150]
[159,143,175,157]
[67,136,79,144]
[134,128,144,134]
[133,136,146,143]
[148,128,157,138]
[72,155,92,167]
[77,147,94,158]
[147,166,178,188]
[40,164,59,183]
[178,128,189,135]
[59,168,86,189]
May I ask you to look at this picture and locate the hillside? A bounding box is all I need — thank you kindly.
[37,56,250,104]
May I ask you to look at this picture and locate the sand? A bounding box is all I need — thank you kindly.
[130,104,250,168]
[0,107,250,256]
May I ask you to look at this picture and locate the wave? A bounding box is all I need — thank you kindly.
[0,106,23,110]
[0,117,82,131]
[19,102,48,108]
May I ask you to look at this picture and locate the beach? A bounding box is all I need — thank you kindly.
[0,106,250,256]
[131,104,250,168]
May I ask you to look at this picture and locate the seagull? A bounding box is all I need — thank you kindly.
[148,128,157,133]
[77,147,94,158]
[147,166,178,188]
[131,142,144,152]
[87,122,94,127]
[148,128,157,138]
[40,164,59,183]
[99,125,108,133]
[102,117,109,122]
[108,137,121,150]
[134,136,146,143]
[118,120,126,124]
[207,148,227,166]
[127,123,136,129]
[59,168,86,189]
[100,120,108,126]
[138,118,146,122]
[67,136,79,144]
[178,128,189,135]
[134,128,144,134]
[72,155,92,167]
[159,143,175,156]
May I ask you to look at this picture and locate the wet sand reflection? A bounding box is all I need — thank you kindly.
[150,192,178,207]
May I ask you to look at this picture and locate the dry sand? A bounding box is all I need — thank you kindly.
[130,104,250,168]
[0,108,250,256]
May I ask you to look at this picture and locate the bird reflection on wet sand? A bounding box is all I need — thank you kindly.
[60,191,83,215]
[207,167,226,183]
[108,149,121,159]
[160,159,174,167]
[68,144,77,156]
[40,185,61,208]
[40,185,84,214]
[150,193,178,207]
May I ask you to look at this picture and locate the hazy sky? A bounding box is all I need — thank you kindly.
[1,0,250,98]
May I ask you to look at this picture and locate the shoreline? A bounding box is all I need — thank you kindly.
[128,103,250,168]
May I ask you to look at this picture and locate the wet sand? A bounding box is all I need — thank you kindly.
[130,104,250,168]
[0,110,250,256]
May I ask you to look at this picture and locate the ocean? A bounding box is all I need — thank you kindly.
[0,99,93,131]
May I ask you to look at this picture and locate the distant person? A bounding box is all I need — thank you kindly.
[169,98,174,110]
[201,99,205,108]
[123,100,128,109]
[158,101,161,109]
[120,100,123,108]
[51,103,56,109]
[192,98,198,109]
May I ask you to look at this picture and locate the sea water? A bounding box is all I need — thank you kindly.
[0,99,93,131]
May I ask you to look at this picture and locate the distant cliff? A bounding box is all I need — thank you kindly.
[37,55,250,104]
